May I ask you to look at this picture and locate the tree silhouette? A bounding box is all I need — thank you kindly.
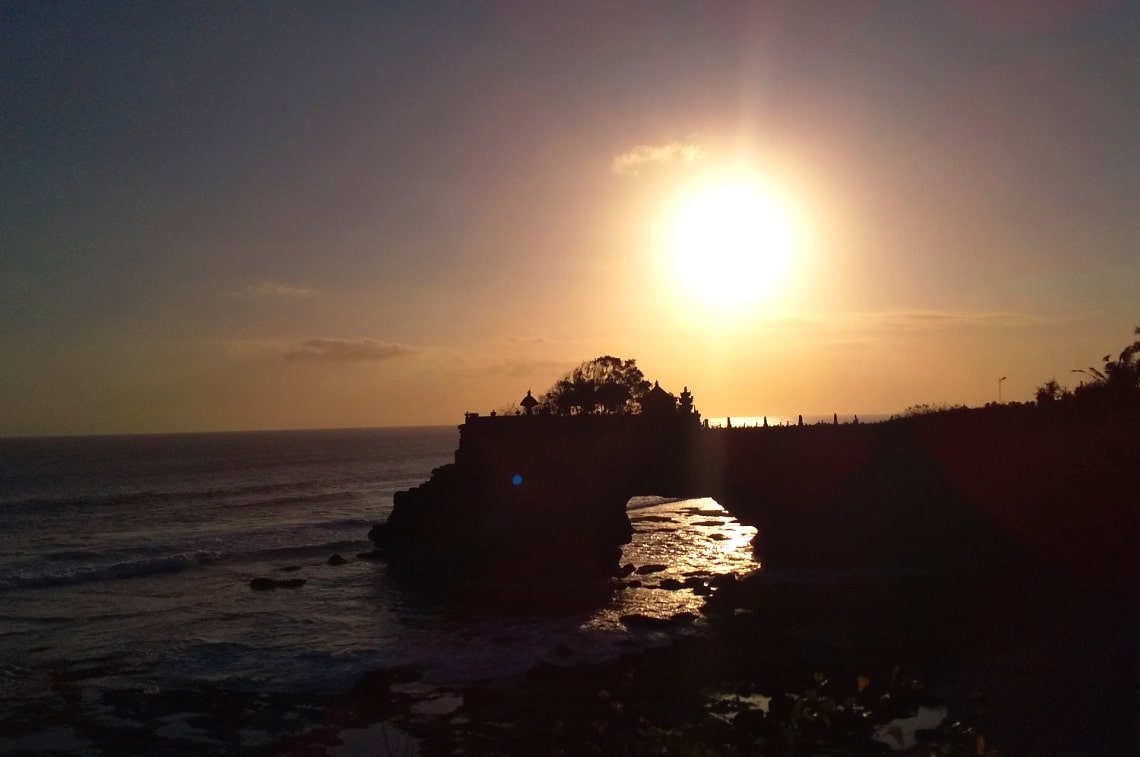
[1072,325,1140,403]
[1034,378,1070,405]
[541,356,651,415]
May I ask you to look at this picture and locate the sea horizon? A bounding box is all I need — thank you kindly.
[0,423,461,443]
[1,413,901,442]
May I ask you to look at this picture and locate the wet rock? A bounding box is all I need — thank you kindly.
[249,578,306,591]
[327,554,348,566]
[620,613,673,630]
[670,612,698,624]
[356,550,384,561]
[526,661,564,682]
[659,578,684,591]
[616,563,636,578]
[306,725,344,746]
[625,580,643,589]
[352,666,421,697]
[684,577,713,595]
[710,573,738,587]
[635,564,668,575]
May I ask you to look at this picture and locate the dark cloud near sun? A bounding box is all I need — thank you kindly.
[283,339,419,363]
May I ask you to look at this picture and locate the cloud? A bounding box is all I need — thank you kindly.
[611,141,706,176]
[233,282,320,300]
[856,311,1061,330]
[757,311,1061,333]
[447,354,573,381]
[283,339,419,363]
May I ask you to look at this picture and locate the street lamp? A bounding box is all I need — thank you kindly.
[998,376,1007,403]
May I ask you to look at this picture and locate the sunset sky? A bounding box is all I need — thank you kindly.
[3,1,1138,436]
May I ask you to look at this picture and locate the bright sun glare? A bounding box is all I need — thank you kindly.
[669,180,795,311]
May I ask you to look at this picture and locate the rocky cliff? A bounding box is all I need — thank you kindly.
[368,412,702,586]
[370,405,1139,592]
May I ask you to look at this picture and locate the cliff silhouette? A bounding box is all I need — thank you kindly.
[370,401,1139,595]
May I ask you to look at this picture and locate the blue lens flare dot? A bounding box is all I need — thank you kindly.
[511,474,523,486]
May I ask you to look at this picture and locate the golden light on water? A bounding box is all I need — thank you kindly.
[587,497,760,631]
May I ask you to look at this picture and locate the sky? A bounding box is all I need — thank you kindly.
[2,1,1138,435]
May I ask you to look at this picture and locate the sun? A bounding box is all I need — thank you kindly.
[668,180,795,311]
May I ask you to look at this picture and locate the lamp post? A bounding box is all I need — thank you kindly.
[998,376,1007,403]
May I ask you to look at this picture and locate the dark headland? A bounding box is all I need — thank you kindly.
[348,343,1140,756]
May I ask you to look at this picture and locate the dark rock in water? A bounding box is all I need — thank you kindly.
[352,666,421,697]
[670,611,698,624]
[710,573,738,587]
[620,613,674,630]
[733,707,768,733]
[684,576,713,595]
[625,579,643,589]
[249,577,306,591]
[277,565,302,572]
[463,572,612,613]
[616,563,636,577]
[635,564,668,575]
[355,550,383,561]
[526,661,564,682]
[327,553,348,566]
[658,578,684,591]
[306,726,345,746]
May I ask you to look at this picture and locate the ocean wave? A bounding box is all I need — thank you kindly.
[3,481,366,513]
[252,491,363,508]
[0,551,222,592]
[2,532,374,593]
[43,549,104,561]
[249,539,369,562]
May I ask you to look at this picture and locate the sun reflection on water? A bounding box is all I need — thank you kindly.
[587,497,760,631]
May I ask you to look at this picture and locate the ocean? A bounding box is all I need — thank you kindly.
[0,426,759,754]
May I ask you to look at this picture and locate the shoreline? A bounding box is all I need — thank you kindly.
[279,559,1134,757]
[6,559,1132,755]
